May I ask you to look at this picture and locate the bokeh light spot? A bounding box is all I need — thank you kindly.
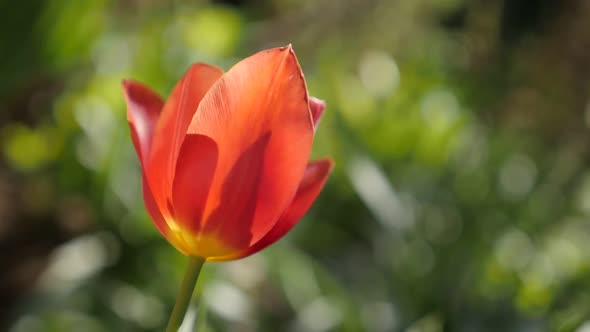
[358,50,400,98]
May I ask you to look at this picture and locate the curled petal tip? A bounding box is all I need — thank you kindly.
[310,96,326,109]
[121,79,133,93]
[309,96,327,129]
[122,80,164,165]
[121,79,143,93]
[122,79,158,103]
[277,44,295,55]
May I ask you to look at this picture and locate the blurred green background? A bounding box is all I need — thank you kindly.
[2,0,590,331]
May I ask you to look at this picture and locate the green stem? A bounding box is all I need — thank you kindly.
[165,256,206,332]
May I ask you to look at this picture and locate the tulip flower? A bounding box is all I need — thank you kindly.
[122,45,332,331]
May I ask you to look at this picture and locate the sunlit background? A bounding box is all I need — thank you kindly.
[2,0,590,331]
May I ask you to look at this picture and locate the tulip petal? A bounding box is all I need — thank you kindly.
[197,133,270,257]
[171,134,218,234]
[188,45,315,252]
[209,159,334,261]
[309,96,326,130]
[148,64,223,216]
[123,81,185,248]
[122,80,164,168]
[143,175,196,255]
[142,176,170,238]
[252,159,333,251]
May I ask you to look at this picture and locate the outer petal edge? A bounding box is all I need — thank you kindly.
[208,158,334,262]
[122,80,164,168]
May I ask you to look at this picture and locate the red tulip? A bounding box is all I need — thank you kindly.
[122,45,333,261]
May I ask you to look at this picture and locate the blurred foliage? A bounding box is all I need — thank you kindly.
[2,0,590,331]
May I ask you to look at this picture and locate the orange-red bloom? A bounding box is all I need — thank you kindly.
[122,45,333,261]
